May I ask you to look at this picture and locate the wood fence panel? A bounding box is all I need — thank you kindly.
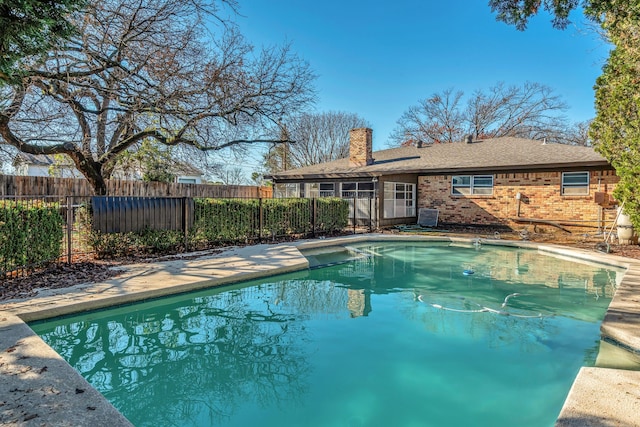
[0,175,272,198]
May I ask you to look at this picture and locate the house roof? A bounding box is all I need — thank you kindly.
[170,161,203,177]
[268,137,611,181]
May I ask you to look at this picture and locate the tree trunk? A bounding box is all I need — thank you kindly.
[66,152,108,195]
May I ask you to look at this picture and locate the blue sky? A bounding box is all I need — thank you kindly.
[234,0,610,155]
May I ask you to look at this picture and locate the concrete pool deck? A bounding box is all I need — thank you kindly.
[1,234,640,426]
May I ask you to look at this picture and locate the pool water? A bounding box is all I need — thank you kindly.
[31,242,622,427]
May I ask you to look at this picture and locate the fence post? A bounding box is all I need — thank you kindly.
[353,196,357,234]
[312,197,316,238]
[182,197,189,252]
[369,197,373,233]
[258,197,263,243]
[66,196,73,264]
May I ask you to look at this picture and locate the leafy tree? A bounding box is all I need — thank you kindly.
[115,140,176,183]
[264,111,369,173]
[391,82,576,146]
[48,153,83,177]
[488,0,612,30]
[590,5,640,226]
[0,0,314,195]
[0,0,87,84]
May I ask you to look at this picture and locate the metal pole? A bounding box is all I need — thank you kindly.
[182,197,189,252]
[369,197,373,233]
[353,196,356,234]
[259,197,263,243]
[66,196,73,264]
[312,197,316,238]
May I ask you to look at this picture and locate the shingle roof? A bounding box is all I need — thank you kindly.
[269,137,610,180]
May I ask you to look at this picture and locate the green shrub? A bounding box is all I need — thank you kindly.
[0,201,64,273]
[190,198,260,244]
[262,198,311,237]
[77,205,185,258]
[137,229,184,253]
[77,197,350,258]
[315,198,349,233]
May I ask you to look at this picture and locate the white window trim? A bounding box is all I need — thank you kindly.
[451,175,494,195]
[304,182,336,198]
[384,182,416,218]
[341,182,374,199]
[561,171,590,195]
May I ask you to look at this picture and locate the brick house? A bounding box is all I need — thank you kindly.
[268,128,618,231]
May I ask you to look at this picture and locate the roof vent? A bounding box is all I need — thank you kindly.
[465,134,473,144]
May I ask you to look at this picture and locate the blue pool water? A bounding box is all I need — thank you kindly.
[30,242,622,426]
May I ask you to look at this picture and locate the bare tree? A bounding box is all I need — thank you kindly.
[264,111,369,173]
[560,120,592,146]
[391,88,464,145]
[0,0,315,194]
[391,82,573,146]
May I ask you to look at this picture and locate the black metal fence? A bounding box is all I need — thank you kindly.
[1,195,368,279]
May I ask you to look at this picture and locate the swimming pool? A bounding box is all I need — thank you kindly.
[31,242,623,426]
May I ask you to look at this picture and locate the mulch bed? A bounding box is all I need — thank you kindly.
[0,262,122,301]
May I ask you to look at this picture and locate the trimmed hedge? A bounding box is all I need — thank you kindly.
[0,201,64,274]
[190,198,260,244]
[81,197,350,258]
[315,197,349,232]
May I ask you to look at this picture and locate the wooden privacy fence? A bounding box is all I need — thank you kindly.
[0,174,272,198]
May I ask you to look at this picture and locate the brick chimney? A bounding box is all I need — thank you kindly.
[349,128,374,167]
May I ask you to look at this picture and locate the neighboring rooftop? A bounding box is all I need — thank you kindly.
[269,137,610,180]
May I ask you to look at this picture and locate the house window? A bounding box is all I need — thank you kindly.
[384,182,416,218]
[562,172,589,195]
[177,177,197,184]
[341,182,374,199]
[274,183,300,198]
[452,175,493,195]
[305,183,335,197]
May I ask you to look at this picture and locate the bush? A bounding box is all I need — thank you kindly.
[78,197,350,258]
[77,205,185,258]
[190,198,260,244]
[0,201,64,273]
[315,198,349,233]
[262,198,312,237]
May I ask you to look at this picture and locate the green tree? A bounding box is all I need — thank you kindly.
[0,0,87,84]
[590,4,640,226]
[488,0,612,30]
[116,140,176,183]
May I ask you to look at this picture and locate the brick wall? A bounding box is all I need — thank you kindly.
[417,169,619,229]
